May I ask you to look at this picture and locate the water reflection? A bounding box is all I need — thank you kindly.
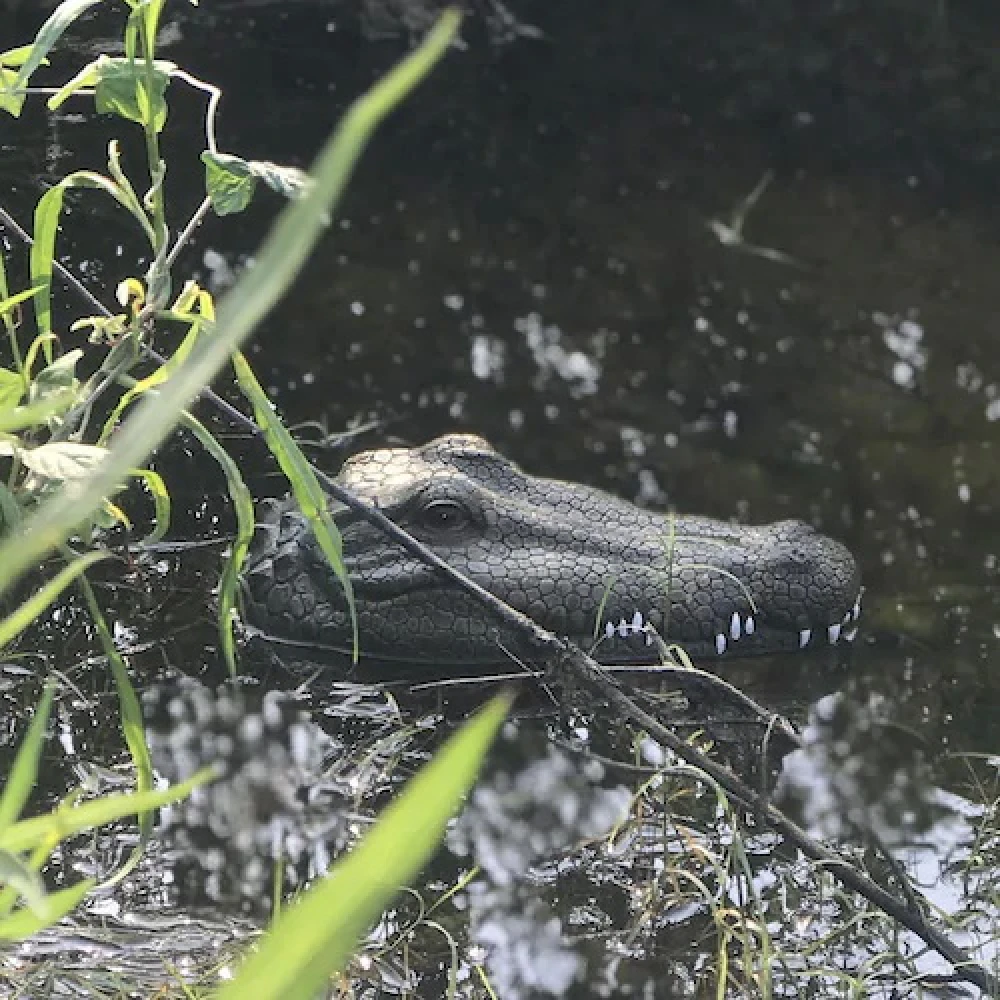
[777,691,947,843]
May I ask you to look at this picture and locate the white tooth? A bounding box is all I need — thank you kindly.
[645,631,654,646]
[745,615,755,635]
[617,618,629,638]
[715,633,727,655]
[828,623,842,644]
[852,595,863,619]
[604,622,615,639]
[730,611,741,641]
[632,610,644,631]
[799,629,812,648]
[844,626,858,642]
[842,610,852,624]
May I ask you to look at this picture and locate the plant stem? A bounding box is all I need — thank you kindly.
[138,13,167,249]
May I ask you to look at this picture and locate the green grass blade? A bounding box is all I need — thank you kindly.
[97,309,202,445]
[0,485,21,535]
[0,286,43,317]
[0,878,95,940]
[71,570,154,845]
[0,550,106,650]
[0,685,56,833]
[128,467,171,544]
[0,9,461,604]
[28,185,61,336]
[79,596,151,792]
[231,350,358,659]
[21,332,60,379]
[0,770,212,855]
[0,242,12,346]
[180,412,253,676]
[32,172,156,335]
[0,0,103,115]
[45,57,102,110]
[216,692,510,1000]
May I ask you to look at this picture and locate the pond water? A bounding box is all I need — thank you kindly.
[4,0,1000,995]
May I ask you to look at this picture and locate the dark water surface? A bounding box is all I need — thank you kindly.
[4,0,1000,993]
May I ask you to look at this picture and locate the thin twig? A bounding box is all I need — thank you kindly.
[164,195,212,273]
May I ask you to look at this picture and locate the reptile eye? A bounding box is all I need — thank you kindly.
[419,499,468,532]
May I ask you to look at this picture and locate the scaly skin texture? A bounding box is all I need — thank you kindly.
[243,434,862,664]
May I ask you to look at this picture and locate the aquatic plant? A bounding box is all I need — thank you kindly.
[0,1,501,994]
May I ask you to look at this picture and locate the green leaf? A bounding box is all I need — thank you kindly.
[0,286,43,320]
[0,485,21,534]
[202,152,257,216]
[0,770,212,855]
[28,187,62,337]
[46,58,102,110]
[0,9,462,609]
[127,467,170,545]
[32,174,155,335]
[0,370,23,409]
[217,693,510,1000]
[0,391,77,434]
[232,350,358,659]
[30,348,83,399]
[180,414,253,677]
[71,571,154,890]
[0,47,38,70]
[0,68,25,117]
[93,56,175,133]
[20,442,109,481]
[0,879,94,940]
[0,685,55,834]
[247,160,312,200]
[202,153,313,216]
[0,0,104,118]
[0,551,107,650]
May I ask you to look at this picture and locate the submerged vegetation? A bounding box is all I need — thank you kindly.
[0,1,999,997]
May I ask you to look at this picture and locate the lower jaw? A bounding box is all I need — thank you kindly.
[245,619,860,668]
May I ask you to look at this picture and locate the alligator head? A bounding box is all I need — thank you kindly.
[243,434,862,664]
